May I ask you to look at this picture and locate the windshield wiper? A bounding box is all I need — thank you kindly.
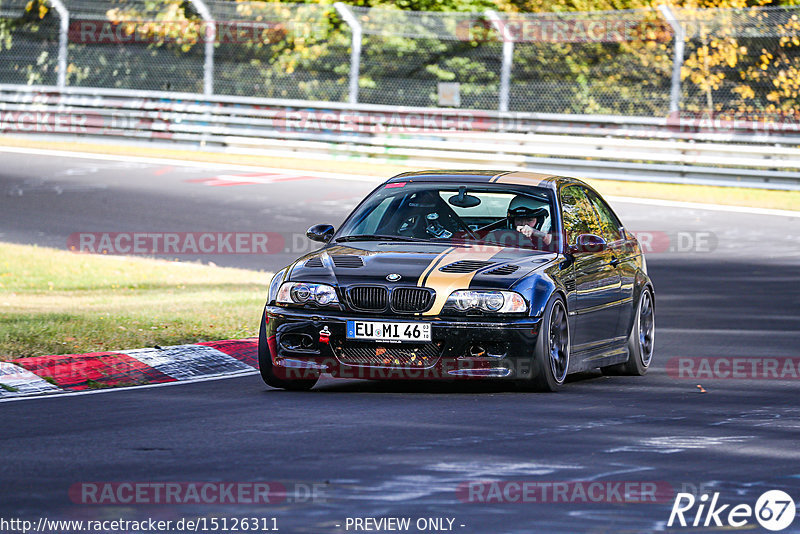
[335,235,426,243]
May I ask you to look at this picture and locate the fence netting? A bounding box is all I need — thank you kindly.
[0,0,798,115]
[505,9,674,115]
[0,0,60,86]
[677,6,800,113]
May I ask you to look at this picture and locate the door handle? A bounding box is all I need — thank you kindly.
[609,256,620,267]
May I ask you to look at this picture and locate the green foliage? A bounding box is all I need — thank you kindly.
[0,0,12,51]
[323,0,500,11]
[1,0,798,113]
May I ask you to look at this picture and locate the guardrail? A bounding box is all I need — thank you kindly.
[2,85,799,190]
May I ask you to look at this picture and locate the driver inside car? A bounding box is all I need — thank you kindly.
[482,195,554,251]
[507,195,552,247]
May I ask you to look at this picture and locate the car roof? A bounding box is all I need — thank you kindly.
[386,170,590,190]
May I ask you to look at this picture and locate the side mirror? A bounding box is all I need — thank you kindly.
[570,233,606,254]
[307,224,335,243]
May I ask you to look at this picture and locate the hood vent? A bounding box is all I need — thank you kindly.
[332,255,364,268]
[304,257,324,268]
[439,260,495,274]
[486,264,519,276]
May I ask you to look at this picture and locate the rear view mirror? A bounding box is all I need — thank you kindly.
[448,186,481,208]
[571,234,606,253]
[307,224,335,243]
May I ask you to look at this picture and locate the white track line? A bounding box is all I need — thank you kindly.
[607,195,799,218]
[0,369,259,404]
[2,145,797,217]
[0,145,380,182]
[0,361,61,396]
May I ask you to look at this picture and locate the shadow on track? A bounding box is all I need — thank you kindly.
[258,371,607,395]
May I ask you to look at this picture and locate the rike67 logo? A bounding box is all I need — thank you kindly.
[668,490,796,531]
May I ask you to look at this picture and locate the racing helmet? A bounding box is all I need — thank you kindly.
[507,195,548,228]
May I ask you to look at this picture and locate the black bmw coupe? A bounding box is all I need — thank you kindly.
[259,170,655,391]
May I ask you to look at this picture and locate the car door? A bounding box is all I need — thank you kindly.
[584,188,634,341]
[560,185,622,351]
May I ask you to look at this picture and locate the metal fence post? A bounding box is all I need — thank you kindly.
[334,2,361,105]
[188,0,215,96]
[48,0,68,89]
[658,4,685,113]
[485,10,513,113]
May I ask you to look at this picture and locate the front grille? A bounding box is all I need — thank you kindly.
[348,286,388,311]
[334,342,443,368]
[391,287,434,313]
[486,264,519,275]
[439,260,495,273]
[332,255,364,268]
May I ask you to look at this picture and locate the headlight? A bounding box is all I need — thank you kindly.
[445,290,527,314]
[277,282,339,307]
[267,269,286,304]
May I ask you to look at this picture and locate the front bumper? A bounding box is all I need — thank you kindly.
[264,306,543,380]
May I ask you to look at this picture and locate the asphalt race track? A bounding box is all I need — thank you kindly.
[2,149,800,533]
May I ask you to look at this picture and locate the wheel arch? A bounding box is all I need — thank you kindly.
[624,273,655,337]
[522,275,568,318]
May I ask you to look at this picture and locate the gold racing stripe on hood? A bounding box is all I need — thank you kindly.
[416,247,454,288]
[421,245,505,316]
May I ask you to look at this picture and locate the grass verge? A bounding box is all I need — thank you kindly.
[2,136,799,212]
[0,242,269,360]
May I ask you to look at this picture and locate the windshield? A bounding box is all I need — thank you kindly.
[336,183,557,251]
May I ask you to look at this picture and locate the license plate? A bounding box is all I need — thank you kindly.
[346,320,431,342]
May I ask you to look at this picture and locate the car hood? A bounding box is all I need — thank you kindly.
[289,242,557,291]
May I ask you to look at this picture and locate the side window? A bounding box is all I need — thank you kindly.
[560,186,600,245]
[585,190,623,243]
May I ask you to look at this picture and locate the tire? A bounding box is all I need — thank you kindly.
[258,310,319,391]
[521,295,570,392]
[602,287,655,376]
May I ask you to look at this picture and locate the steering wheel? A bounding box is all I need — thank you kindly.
[475,218,509,234]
